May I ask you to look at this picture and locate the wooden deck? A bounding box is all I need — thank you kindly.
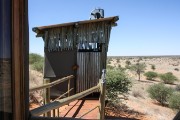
[29,75,105,119]
[59,99,99,119]
[30,99,100,119]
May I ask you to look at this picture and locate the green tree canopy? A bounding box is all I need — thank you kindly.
[130,63,146,81]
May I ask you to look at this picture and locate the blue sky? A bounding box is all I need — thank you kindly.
[29,0,180,56]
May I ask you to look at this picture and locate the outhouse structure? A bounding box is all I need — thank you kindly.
[33,16,119,98]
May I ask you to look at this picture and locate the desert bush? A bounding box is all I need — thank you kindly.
[29,53,43,64]
[29,53,44,73]
[137,57,143,62]
[106,69,131,102]
[116,58,120,63]
[118,64,121,68]
[106,65,114,70]
[159,72,178,84]
[132,90,143,98]
[168,92,180,110]
[144,71,158,80]
[32,61,44,73]
[107,59,111,64]
[125,65,131,69]
[125,60,131,66]
[175,84,180,91]
[151,64,156,71]
[174,68,179,71]
[147,83,173,105]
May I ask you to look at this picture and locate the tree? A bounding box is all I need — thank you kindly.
[125,60,131,66]
[125,60,131,69]
[144,71,158,80]
[130,63,146,81]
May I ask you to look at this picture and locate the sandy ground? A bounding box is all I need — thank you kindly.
[108,57,180,120]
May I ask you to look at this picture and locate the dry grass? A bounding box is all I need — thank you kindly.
[108,56,180,120]
[29,65,44,106]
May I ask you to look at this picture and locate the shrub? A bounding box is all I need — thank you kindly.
[175,84,180,91]
[29,53,43,64]
[106,65,114,70]
[174,68,179,71]
[147,83,173,105]
[168,92,180,110]
[151,64,156,71]
[144,71,158,80]
[132,90,143,98]
[29,53,44,73]
[118,64,121,68]
[106,69,131,102]
[159,72,178,84]
[125,60,131,66]
[107,59,111,64]
[116,58,120,63]
[125,65,131,69]
[32,61,44,73]
[137,57,142,62]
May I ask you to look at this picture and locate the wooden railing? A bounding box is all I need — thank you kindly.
[29,75,74,92]
[31,84,100,116]
[29,70,106,120]
[30,75,74,117]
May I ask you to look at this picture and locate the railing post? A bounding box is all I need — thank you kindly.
[44,78,51,117]
[99,69,106,120]
[53,109,55,117]
[57,108,60,117]
[68,79,70,97]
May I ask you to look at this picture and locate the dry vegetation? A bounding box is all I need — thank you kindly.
[29,66,44,107]
[107,56,180,120]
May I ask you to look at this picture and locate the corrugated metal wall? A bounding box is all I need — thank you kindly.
[44,50,76,97]
[76,52,102,93]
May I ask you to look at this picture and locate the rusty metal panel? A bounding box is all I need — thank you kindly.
[44,50,76,98]
[76,52,102,93]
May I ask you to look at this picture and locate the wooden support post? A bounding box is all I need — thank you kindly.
[99,69,106,120]
[57,108,60,117]
[53,109,55,117]
[44,78,51,117]
[68,79,70,97]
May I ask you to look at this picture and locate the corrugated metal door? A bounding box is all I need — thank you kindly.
[76,52,102,93]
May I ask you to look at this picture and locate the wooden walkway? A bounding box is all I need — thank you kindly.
[29,75,105,120]
[59,99,99,119]
[30,99,100,119]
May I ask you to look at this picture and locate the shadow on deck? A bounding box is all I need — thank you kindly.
[59,98,99,119]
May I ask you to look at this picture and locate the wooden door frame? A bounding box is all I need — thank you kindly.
[12,0,29,119]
